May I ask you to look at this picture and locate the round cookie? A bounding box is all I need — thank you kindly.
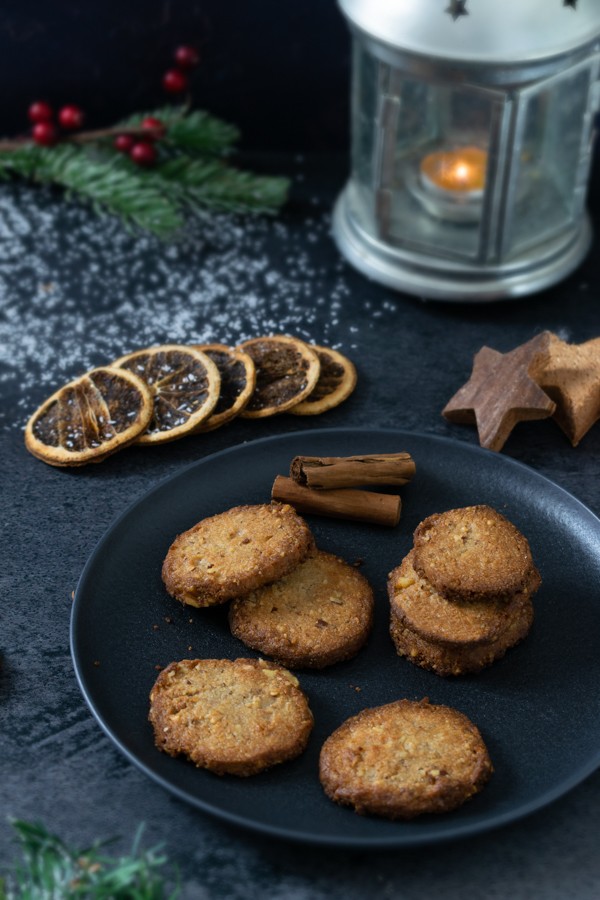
[162,502,315,607]
[319,699,493,819]
[388,551,535,676]
[389,600,534,677]
[149,658,313,776]
[413,505,540,603]
[388,551,537,648]
[229,550,374,668]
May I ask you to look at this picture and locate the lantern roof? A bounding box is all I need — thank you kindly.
[338,0,600,65]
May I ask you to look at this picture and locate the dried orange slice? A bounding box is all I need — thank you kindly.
[192,343,256,431]
[113,345,221,444]
[237,336,321,419]
[24,366,153,466]
[290,345,357,415]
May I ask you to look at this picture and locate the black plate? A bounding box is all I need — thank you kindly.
[71,428,600,848]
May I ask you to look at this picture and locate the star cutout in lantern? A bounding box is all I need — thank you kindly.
[442,333,555,452]
[533,334,600,446]
[446,0,469,21]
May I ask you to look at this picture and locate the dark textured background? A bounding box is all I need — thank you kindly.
[0,0,349,151]
[1,2,600,897]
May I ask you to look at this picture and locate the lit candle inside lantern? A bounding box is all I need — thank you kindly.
[420,146,487,198]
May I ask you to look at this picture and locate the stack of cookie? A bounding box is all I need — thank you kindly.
[388,505,540,676]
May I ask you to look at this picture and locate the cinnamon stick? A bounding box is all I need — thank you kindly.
[272,476,401,527]
[290,453,415,490]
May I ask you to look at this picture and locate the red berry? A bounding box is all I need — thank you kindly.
[174,45,199,69]
[28,101,54,124]
[58,104,84,130]
[32,122,58,146]
[162,69,188,94]
[114,134,135,153]
[141,116,166,140]
[130,141,157,166]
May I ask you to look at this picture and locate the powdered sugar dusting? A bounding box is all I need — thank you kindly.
[0,182,390,431]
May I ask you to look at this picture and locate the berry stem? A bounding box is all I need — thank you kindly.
[0,103,191,153]
[0,125,153,152]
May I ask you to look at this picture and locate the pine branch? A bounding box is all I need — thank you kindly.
[156,156,289,214]
[116,106,186,129]
[3,819,179,899]
[0,107,290,236]
[118,106,240,156]
[167,110,240,156]
[0,144,182,237]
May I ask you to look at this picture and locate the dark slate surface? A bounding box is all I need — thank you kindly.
[1,155,600,897]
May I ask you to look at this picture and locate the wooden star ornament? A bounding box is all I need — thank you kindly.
[442,333,556,452]
[532,333,600,446]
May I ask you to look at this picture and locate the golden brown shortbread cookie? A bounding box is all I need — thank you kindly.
[149,658,313,776]
[162,502,315,607]
[319,699,492,819]
[389,599,534,676]
[413,505,540,603]
[388,551,537,648]
[229,550,374,668]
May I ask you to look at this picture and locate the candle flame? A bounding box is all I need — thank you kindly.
[421,146,487,193]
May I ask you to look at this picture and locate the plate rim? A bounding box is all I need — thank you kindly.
[70,427,600,849]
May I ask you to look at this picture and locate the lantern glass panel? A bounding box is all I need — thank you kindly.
[504,65,593,259]
[379,76,494,260]
[351,43,379,218]
[350,43,501,263]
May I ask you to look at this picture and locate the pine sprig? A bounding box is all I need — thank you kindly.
[2,819,179,899]
[0,144,183,238]
[117,106,240,156]
[168,111,239,156]
[0,106,290,238]
[156,156,289,214]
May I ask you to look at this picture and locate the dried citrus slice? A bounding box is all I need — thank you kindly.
[290,345,357,415]
[192,343,256,431]
[112,345,221,444]
[237,336,321,419]
[24,366,153,467]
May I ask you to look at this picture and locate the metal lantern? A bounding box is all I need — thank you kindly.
[333,0,600,301]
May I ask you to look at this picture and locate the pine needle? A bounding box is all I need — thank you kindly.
[3,819,179,899]
[156,156,290,214]
[0,145,182,238]
[118,106,240,156]
[168,111,240,156]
